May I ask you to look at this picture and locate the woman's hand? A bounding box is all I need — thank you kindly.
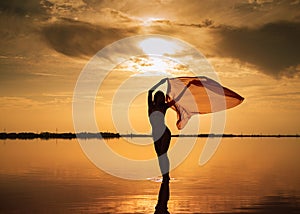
[159,78,168,84]
[187,79,198,87]
[150,78,168,91]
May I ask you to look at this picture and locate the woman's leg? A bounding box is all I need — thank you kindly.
[154,130,171,182]
[154,130,171,213]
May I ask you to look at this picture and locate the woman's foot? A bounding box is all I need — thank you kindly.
[154,210,170,214]
[154,206,170,214]
[162,174,170,182]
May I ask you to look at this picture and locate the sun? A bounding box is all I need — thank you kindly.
[139,37,184,56]
[111,35,191,76]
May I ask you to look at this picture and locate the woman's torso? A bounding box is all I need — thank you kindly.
[149,104,170,141]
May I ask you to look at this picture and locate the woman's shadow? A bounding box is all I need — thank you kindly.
[154,180,170,214]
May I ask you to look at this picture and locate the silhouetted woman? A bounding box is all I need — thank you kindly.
[148,78,191,182]
[148,78,192,214]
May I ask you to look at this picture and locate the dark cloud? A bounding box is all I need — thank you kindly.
[145,18,217,37]
[82,0,122,8]
[103,8,133,22]
[152,18,214,28]
[0,0,50,17]
[42,19,140,57]
[235,0,300,11]
[234,0,275,12]
[215,21,300,77]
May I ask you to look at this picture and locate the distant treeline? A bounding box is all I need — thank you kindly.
[171,133,300,138]
[122,133,300,138]
[0,132,120,140]
[0,132,299,140]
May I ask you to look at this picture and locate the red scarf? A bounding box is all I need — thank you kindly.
[166,76,244,130]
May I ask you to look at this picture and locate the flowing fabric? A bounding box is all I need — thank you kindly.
[166,76,244,130]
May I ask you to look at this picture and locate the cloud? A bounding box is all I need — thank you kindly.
[41,18,140,57]
[0,0,50,17]
[215,21,300,77]
[0,2,142,58]
[149,18,214,28]
[0,96,41,110]
[100,8,134,23]
[234,0,276,12]
[0,95,73,110]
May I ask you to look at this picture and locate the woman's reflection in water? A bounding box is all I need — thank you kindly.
[154,180,170,214]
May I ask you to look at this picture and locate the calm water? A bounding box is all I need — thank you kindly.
[0,138,300,213]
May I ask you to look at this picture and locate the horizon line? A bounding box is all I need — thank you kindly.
[0,131,299,140]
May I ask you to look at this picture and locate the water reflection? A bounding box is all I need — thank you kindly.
[1,138,300,213]
[236,195,300,214]
[154,180,170,214]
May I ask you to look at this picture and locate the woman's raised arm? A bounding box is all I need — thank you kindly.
[149,78,167,91]
[167,81,193,107]
[148,78,167,115]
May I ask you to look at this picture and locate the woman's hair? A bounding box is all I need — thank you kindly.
[154,90,165,105]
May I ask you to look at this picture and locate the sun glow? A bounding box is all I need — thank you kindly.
[114,56,189,76]
[139,37,184,55]
[140,17,163,26]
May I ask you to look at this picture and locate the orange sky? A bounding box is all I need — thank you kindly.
[0,0,299,134]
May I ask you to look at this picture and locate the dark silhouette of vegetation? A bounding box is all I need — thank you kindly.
[172,133,300,138]
[122,133,300,138]
[0,132,120,140]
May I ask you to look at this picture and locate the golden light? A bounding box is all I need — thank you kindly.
[139,37,184,55]
[111,36,190,76]
[140,17,163,26]
[115,56,189,76]
[134,56,170,75]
